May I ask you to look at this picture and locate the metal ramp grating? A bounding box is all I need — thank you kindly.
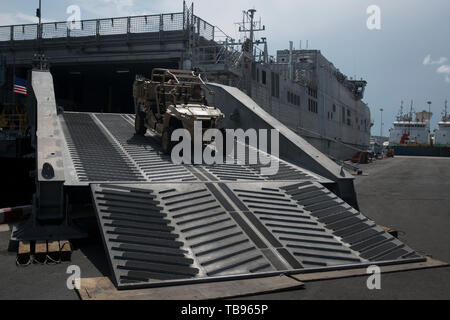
[60,112,325,185]
[91,181,423,289]
[61,113,146,182]
[60,112,423,289]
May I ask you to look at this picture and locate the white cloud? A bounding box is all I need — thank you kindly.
[434,57,448,65]
[0,12,55,25]
[15,12,54,24]
[423,54,448,65]
[76,0,140,18]
[437,65,450,84]
[0,13,17,25]
[437,65,450,74]
[424,55,450,83]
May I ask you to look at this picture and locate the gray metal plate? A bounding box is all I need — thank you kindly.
[91,181,422,289]
[60,112,327,185]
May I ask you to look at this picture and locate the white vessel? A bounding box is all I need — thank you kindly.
[434,100,450,147]
[389,102,431,146]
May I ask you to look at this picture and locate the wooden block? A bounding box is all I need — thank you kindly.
[17,241,31,264]
[59,240,72,261]
[47,241,60,261]
[34,240,47,263]
[0,224,10,233]
[291,257,449,282]
[382,226,399,238]
[77,275,304,300]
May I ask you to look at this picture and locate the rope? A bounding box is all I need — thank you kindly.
[15,240,70,267]
[32,255,47,265]
[16,256,32,267]
[45,254,61,265]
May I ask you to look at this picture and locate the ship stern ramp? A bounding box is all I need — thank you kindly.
[24,70,424,290]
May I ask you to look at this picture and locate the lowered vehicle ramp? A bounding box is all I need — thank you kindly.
[60,112,422,289]
[29,70,423,290]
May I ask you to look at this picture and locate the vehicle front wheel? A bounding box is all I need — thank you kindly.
[135,112,146,136]
[162,127,175,155]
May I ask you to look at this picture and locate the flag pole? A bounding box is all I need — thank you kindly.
[36,0,42,51]
[12,53,16,105]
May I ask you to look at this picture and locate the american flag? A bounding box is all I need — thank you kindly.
[13,77,27,96]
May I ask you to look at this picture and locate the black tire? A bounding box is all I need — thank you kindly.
[162,127,175,155]
[135,112,146,136]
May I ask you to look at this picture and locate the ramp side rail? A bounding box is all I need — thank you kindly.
[32,69,65,221]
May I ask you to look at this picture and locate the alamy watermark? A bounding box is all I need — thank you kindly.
[367,5,381,30]
[366,265,381,290]
[66,5,81,30]
[170,122,280,176]
[66,265,81,290]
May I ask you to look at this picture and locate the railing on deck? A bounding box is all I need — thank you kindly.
[0,12,214,42]
[195,45,243,68]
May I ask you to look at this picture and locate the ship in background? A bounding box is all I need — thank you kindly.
[194,9,372,161]
[389,100,450,157]
[389,101,432,147]
[434,100,450,147]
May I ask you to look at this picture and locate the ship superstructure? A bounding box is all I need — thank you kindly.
[194,9,371,160]
[435,100,450,147]
[252,49,371,160]
[389,101,432,146]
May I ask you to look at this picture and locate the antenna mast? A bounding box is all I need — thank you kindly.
[409,100,414,135]
[445,99,448,119]
[398,100,404,119]
[236,9,266,60]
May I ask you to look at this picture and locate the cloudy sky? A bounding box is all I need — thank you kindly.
[1,0,449,135]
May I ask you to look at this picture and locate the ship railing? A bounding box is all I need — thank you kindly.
[194,44,244,73]
[0,12,215,42]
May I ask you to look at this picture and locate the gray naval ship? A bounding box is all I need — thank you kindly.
[0,3,370,161]
[194,9,372,161]
[0,1,441,299]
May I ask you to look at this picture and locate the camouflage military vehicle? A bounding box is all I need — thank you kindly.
[133,69,225,154]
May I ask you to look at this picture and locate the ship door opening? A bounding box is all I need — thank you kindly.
[51,61,178,114]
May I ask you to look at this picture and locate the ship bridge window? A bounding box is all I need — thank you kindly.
[328,112,334,120]
[271,72,275,96]
[287,91,300,106]
[308,99,318,113]
[308,87,318,99]
[271,72,280,98]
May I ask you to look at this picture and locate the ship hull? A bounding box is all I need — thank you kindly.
[393,145,450,157]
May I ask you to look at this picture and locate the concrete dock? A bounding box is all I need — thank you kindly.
[0,156,449,299]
